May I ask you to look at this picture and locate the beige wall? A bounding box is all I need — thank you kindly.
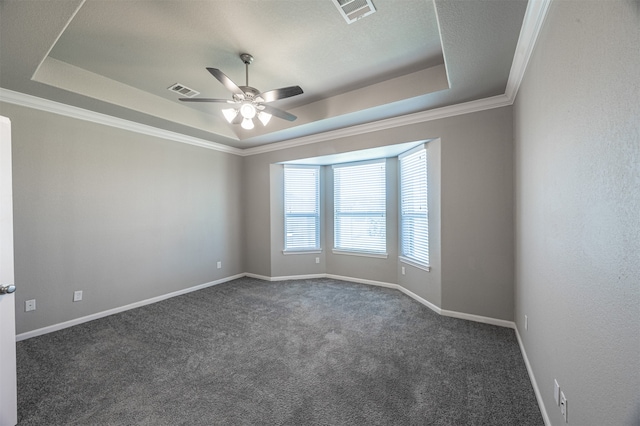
[514,1,640,424]
[245,106,514,321]
[3,102,244,334]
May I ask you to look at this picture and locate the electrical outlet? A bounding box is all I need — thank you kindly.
[25,299,36,312]
[554,379,560,405]
[315,257,320,264]
[217,261,222,269]
[401,266,406,275]
[73,290,83,302]
[560,391,567,422]
[525,315,528,330]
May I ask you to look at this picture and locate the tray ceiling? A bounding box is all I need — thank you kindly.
[0,0,528,149]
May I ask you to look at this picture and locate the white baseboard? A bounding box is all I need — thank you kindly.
[257,273,327,282]
[16,273,518,340]
[440,309,516,329]
[246,272,514,330]
[15,271,546,424]
[15,273,245,342]
[396,285,442,315]
[244,272,273,281]
[515,326,551,426]
[325,274,398,289]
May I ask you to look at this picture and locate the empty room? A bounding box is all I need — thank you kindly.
[0,0,637,425]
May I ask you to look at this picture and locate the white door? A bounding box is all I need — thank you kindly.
[0,116,17,426]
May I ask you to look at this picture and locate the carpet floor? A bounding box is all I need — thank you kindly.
[16,277,543,425]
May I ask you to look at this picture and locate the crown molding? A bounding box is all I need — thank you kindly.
[244,0,551,157]
[0,0,550,158]
[241,94,512,156]
[505,0,552,101]
[0,88,243,156]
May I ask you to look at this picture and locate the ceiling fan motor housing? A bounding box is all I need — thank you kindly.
[234,86,263,103]
[179,52,301,123]
[240,53,254,65]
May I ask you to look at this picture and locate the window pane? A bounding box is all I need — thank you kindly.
[400,148,429,265]
[334,160,386,254]
[284,166,320,250]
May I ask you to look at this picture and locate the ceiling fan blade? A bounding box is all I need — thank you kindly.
[207,67,245,100]
[261,104,297,122]
[179,98,235,103]
[258,86,303,103]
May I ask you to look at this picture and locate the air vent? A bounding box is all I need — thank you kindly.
[333,0,376,24]
[168,83,200,98]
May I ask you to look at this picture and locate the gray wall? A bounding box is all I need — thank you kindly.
[245,106,514,321]
[3,102,244,335]
[5,97,514,333]
[513,1,640,425]
[440,108,514,319]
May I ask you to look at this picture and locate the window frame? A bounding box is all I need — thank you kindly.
[399,144,430,271]
[332,159,388,258]
[283,165,321,253]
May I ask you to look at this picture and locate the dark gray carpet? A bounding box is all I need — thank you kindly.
[16,277,543,425]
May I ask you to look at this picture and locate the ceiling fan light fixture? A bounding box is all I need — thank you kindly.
[258,111,272,126]
[181,53,302,130]
[221,108,238,123]
[241,117,255,130]
[240,103,256,119]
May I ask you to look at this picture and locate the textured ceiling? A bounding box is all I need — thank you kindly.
[0,0,528,149]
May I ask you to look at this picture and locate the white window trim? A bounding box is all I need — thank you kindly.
[284,164,321,252]
[282,249,323,255]
[332,158,387,256]
[399,144,429,267]
[398,143,426,160]
[399,256,431,272]
[332,249,388,259]
[331,157,386,169]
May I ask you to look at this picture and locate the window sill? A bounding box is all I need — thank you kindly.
[332,249,388,259]
[399,256,431,272]
[282,249,322,255]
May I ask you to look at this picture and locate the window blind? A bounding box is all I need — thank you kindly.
[399,147,429,266]
[333,160,386,254]
[284,165,320,251]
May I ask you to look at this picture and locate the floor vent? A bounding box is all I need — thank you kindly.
[168,83,200,98]
[333,0,376,24]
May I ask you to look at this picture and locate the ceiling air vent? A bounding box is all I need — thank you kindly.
[168,83,200,98]
[333,0,376,24]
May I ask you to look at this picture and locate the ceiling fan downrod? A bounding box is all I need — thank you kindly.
[178,51,302,126]
[240,53,253,87]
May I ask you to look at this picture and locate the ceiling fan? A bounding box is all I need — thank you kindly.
[179,53,303,130]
